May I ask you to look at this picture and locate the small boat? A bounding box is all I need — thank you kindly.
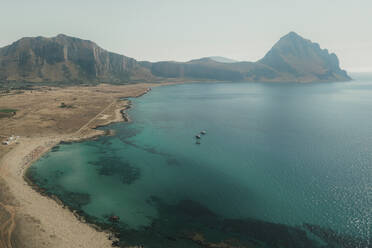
[195,135,201,139]
[196,140,201,145]
[200,130,207,135]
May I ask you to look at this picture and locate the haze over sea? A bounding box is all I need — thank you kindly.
[28,74,372,247]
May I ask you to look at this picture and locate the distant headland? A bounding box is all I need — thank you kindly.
[0,32,351,85]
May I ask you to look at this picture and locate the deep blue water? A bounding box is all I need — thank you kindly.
[28,74,372,248]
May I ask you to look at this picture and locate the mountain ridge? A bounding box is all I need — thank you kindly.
[208,56,238,63]
[0,34,155,85]
[0,32,351,85]
[144,32,350,83]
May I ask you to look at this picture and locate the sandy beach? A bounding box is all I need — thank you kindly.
[0,83,166,248]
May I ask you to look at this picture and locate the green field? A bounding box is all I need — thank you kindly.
[0,109,17,118]
[0,109,17,113]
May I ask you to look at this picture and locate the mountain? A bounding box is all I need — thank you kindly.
[258,32,350,82]
[0,34,154,85]
[140,58,249,81]
[142,32,351,83]
[208,56,238,63]
[0,32,351,85]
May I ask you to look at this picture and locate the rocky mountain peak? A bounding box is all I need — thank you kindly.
[258,32,350,81]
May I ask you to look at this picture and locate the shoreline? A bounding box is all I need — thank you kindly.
[0,84,159,248]
[20,88,153,245]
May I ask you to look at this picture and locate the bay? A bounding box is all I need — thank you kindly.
[28,73,372,247]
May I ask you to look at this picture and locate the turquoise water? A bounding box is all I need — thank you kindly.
[28,74,372,247]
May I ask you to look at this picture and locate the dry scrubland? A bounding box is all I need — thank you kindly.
[0,84,154,137]
[0,83,165,248]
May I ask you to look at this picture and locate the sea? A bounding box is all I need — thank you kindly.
[27,73,372,248]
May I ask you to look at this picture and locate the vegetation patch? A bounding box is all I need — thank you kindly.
[59,102,74,108]
[0,108,18,113]
[0,108,17,118]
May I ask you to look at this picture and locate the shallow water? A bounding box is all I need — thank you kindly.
[28,74,372,247]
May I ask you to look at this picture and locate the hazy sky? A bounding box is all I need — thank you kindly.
[1,0,371,71]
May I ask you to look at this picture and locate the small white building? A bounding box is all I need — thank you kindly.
[2,135,19,145]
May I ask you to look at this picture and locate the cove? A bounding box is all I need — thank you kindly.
[28,74,372,247]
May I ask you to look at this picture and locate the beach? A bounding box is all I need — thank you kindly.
[0,83,164,248]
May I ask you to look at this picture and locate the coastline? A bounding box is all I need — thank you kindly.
[0,84,159,248]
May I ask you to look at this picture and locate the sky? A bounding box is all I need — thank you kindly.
[0,0,371,72]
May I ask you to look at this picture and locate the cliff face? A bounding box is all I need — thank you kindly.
[143,32,351,83]
[0,34,154,84]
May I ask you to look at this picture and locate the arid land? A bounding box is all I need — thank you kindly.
[0,83,169,248]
